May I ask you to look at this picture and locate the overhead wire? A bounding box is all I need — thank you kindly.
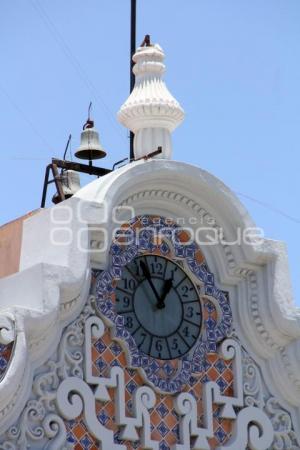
[235,191,300,225]
[29,0,128,146]
[2,73,298,223]
[4,2,298,227]
[0,83,53,156]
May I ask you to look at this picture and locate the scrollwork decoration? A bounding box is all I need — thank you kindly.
[0,316,15,345]
[265,397,300,450]
[242,353,264,409]
[0,298,95,449]
[242,349,300,449]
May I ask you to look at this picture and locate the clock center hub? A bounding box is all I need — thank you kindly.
[134,279,182,337]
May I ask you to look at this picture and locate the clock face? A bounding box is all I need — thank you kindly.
[115,254,202,360]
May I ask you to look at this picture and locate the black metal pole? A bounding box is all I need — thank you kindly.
[130,0,136,160]
[41,164,52,208]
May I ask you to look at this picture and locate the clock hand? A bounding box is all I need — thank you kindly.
[156,278,173,309]
[140,260,161,304]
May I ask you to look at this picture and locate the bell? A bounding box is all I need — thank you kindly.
[52,170,81,204]
[75,119,106,161]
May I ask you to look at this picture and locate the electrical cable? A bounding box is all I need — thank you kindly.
[0,83,53,155]
[4,3,299,227]
[235,191,300,225]
[29,0,128,146]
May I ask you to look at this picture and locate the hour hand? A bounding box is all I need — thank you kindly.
[156,278,173,309]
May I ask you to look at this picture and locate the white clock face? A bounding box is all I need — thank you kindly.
[115,254,202,360]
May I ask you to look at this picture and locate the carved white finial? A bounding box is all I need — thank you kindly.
[117,41,185,160]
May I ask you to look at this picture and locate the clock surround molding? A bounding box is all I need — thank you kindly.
[95,214,232,394]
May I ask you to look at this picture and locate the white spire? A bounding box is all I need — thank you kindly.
[117,40,185,160]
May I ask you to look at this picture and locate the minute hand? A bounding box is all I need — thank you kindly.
[140,261,161,304]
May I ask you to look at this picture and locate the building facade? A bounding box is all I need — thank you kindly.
[0,41,299,450]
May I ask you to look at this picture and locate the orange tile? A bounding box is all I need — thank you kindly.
[91,346,100,360]
[222,368,233,383]
[190,381,202,397]
[125,390,130,403]
[151,429,162,441]
[117,353,127,366]
[132,372,144,385]
[153,236,163,246]
[164,396,173,410]
[221,419,232,433]
[208,437,218,448]
[223,385,234,397]
[150,411,161,426]
[74,443,83,450]
[166,433,177,446]
[101,333,112,346]
[102,349,114,363]
[195,249,205,264]
[207,367,219,381]
[72,423,85,439]
[106,400,115,416]
[165,413,177,428]
[131,220,142,230]
[177,230,191,243]
[207,354,218,365]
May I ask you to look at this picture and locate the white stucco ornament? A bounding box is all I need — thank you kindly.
[117,41,185,159]
[1,159,300,447]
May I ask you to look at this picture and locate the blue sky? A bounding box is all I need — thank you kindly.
[0,1,299,305]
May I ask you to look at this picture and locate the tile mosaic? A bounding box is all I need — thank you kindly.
[66,216,235,448]
[0,342,14,381]
[66,324,234,449]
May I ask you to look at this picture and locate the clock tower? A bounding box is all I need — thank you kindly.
[0,39,300,450]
